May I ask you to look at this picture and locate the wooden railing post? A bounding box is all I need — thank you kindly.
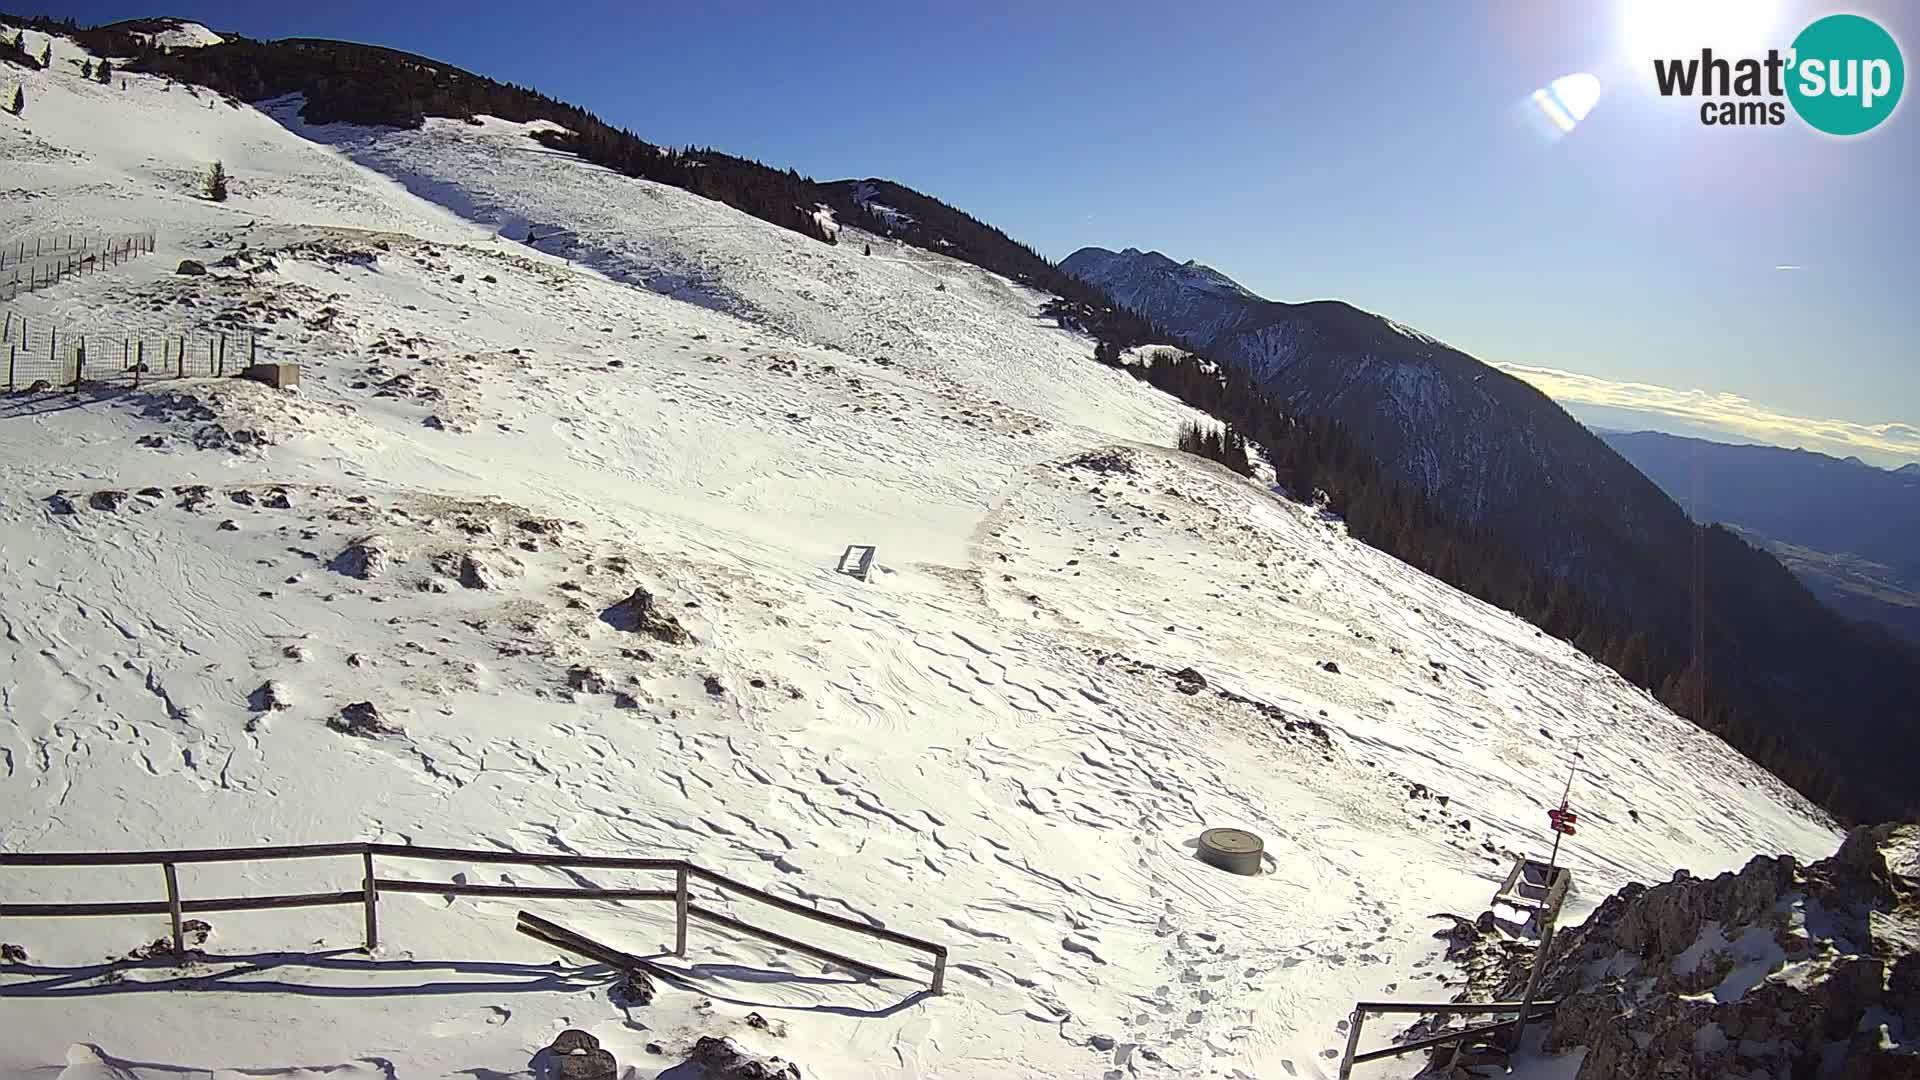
[1509,924,1556,1052]
[362,849,378,952]
[674,865,689,957]
[162,862,184,961]
[931,946,947,996]
[1338,1006,1365,1079]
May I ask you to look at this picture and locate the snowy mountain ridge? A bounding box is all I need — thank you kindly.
[0,21,1840,1080]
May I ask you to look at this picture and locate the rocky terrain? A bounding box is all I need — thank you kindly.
[1440,823,1918,1077]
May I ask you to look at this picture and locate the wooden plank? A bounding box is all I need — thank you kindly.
[688,903,909,983]
[1349,1010,1555,1066]
[0,842,368,867]
[366,844,684,872]
[514,910,674,981]
[0,890,363,918]
[1352,1000,1556,1015]
[374,878,675,902]
[690,866,945,957]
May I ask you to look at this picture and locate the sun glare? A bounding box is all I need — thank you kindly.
[1528,73,1604,136]
[1620,0,1782,64]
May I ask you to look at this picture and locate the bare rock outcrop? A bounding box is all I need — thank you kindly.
[1483,822,1919,1079]
[601,586,693,645]
[685,1036,802,1080]
[330,537,388,579]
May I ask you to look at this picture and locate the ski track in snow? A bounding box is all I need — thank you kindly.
[0,24,1839,1080]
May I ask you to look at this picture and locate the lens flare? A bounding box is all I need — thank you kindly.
[1524,72,1602,138]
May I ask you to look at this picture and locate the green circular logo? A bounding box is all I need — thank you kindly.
[1788,14,1904,136]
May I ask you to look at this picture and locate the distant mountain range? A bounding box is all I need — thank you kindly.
[1600,430,1920,643]
[1063,245,1920,818]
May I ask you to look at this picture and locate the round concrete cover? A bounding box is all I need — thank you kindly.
[1198,828,1264,874]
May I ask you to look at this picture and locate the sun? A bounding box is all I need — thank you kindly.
[1619,0,1782,63]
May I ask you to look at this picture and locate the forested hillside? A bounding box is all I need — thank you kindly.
[1113,343,1919,822]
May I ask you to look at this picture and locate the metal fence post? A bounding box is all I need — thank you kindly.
[362,849,378,951]
[134,340,143,389]
[6,344,14,392]
[674,866,689,957]
[163,863,185,961]
[73,336,84,391]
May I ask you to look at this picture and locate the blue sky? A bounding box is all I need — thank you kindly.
[47,0,1920,465]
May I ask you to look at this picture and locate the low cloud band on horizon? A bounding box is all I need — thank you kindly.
[1493,362,1920,466]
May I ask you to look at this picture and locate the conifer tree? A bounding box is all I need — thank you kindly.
[204,160,228,201]
[96,59,112,84]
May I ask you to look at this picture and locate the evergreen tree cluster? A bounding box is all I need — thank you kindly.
[1176,420,1253,477]
[1112,342,1894,821]
[1,27,39,70]
[0,11,148,58]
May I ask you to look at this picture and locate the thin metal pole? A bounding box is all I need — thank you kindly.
[1543,756,1578,900]
[163,863,185,960]
[362,849,378,951]
[674,866,689,957]
[6,344,13,392]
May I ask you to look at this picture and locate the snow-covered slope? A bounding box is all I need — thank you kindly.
[107,17,226,50]
[0,29,1839,1080]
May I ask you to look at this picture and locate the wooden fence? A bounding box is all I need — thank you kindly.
[0,841,949,995]
[1,316,259,392]
[1336,997,1559,1077]
[0,232,156,301]
[1337,922,1560,1076]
